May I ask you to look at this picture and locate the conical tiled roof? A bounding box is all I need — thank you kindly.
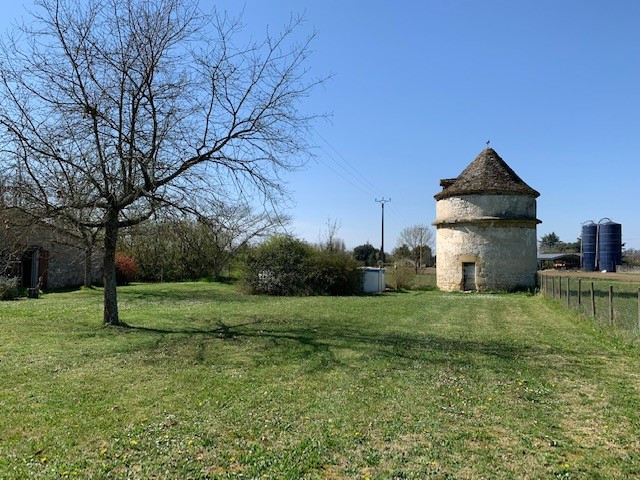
[434,148,539,200]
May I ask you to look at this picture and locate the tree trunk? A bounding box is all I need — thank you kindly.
[84,244,93,288]
[103,213,121,326]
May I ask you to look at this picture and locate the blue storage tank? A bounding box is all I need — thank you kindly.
[581,221,597,271]
[598,219,622,272]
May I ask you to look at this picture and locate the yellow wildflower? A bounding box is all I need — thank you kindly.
[101,448,107,454]
[40,457,47,463]
[130,439,138,445]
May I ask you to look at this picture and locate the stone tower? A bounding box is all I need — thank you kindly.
[433,148,540,291]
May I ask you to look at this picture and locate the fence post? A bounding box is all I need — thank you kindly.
[590,282,596,318]
[609,285,614,325]
[567,277,570,306]
[552,277,555,298]
[559,277,562,300]
[578,278,582,306]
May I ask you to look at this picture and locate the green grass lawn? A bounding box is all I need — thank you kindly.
[2,283,640,478]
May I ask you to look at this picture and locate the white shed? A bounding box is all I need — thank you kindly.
[361,267,386,293]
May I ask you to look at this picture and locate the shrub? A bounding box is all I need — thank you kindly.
[243,236,363,296]
[391,265,417,290]
[306,250,363,295]
[115,253,138,286]
[243,236,313,295]
[0,276,19,300]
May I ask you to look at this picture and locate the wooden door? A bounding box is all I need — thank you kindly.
[463,263,476,291]
[38,249,49,289]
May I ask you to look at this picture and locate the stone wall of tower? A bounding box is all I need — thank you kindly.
[436,194,536,222]
[435,194,538,291]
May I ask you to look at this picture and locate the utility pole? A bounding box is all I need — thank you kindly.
[375,197,391,264]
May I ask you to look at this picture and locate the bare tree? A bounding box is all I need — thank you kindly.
[317,217,345,253]
[0,0,321,325]
[397,224,434,273]
[198,203,290,277]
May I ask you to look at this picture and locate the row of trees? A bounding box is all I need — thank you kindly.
[539,233,581,253]
[622,248,640,266]
[351,224,435,271]
[120,205,287,282]
[115,219,435,284]
[309,219,434,270]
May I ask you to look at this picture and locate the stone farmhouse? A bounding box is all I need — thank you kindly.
[433,148,540,291]
[0,211,102,289]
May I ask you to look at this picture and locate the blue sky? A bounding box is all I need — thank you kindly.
[3,1,639,250]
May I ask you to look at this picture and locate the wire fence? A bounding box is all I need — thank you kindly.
[538,273,640,334]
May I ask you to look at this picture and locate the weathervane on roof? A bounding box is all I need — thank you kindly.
[486,140,490,147]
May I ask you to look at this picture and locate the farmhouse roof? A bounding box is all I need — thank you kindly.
[434,148,540,200]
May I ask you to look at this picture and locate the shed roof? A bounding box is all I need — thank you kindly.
[537,253,581,260]
[434,148,540,200]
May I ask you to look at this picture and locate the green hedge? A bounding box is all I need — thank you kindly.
[243,236,363,296]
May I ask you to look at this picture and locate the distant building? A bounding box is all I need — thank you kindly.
[395,258,416,268]
[433,148,541,291]
[537,253,581,270]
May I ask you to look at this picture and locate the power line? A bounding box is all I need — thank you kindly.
[312,126,384,195]
[314,143,379,197]
[389,202,411,227]
[310,129,421,238]
[311,129,415,227]
[311,156,372,197]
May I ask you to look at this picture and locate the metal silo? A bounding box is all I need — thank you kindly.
[597,218,622,272]
[581,221,597,271]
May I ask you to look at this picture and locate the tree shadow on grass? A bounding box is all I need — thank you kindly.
[121,317,583,375]
[119,288,261,304]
